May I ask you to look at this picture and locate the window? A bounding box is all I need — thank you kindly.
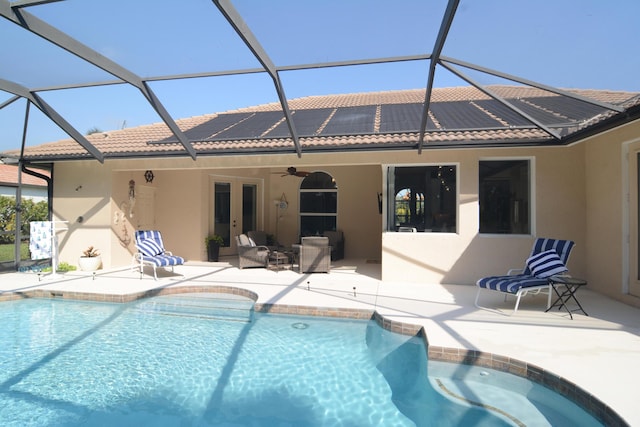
[479,160,530,234]
[387,165,457,232]
[299,172,337,236]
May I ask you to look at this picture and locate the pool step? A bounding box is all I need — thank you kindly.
[134,293,254,322]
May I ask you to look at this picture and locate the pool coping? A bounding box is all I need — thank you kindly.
[0,284,627,427]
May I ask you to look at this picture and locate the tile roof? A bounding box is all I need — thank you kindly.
[0,165,49,186]
[4,86,639,162]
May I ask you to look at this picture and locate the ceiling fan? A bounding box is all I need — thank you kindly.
[273,167,311,177]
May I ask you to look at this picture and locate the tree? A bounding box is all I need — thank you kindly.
[0,196,48,243]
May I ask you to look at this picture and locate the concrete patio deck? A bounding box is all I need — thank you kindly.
[1,257,639,425]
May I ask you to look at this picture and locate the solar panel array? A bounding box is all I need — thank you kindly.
[154,94,614,144]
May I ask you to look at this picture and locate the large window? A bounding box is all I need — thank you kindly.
[479,160,530,234]
[387,165,457,232]
[299,172,337,236]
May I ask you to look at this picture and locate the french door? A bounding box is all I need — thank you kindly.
[210,176,262,256]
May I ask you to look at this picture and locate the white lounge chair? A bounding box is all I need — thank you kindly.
[475,238,575,314]
[133,230,184,280]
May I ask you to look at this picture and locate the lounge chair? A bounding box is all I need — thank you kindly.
[475,238,575,314]
[133,230,185,280]
[235,234,270,269]
[298,236,331,273]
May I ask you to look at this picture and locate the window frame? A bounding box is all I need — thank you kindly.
[298,171,338,236]
[478,156,535,236]
[383,163,459,234]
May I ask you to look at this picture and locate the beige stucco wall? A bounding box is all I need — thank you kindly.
[584,118,640,307]
[379,146,587,284]
[48,122,640,308]
[52,155,384,270]
[52,161,113,269]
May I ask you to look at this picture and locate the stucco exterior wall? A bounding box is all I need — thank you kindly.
[53,157,384,270]
[52,161,113,269]
[380,146,587,284]
[50,130,640,307]
[584,119,640,307]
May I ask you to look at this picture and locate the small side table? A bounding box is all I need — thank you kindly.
[546,276,588,319]
[269,251,289,271]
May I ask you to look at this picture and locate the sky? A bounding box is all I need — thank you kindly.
[1,0,639,154]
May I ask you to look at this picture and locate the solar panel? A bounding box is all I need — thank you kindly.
[213,111,285,139]
[153,112,252,143]
[429,101,504,129]
[475,100,532,127]
[379,103,431,132]
[265,108,334,138]
[525,96,608,121]
[186,113,253,141]
[510,98,570,125]
[319,105,377,135]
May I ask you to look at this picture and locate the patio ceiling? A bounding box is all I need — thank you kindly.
[1,0,639,163]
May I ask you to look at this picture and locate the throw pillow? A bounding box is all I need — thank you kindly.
[526,250,567,278]
[138,239,164,256]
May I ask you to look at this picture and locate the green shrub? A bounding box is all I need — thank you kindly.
[42,262,76,273]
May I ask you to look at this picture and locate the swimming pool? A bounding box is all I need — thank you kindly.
[0,294,603,426]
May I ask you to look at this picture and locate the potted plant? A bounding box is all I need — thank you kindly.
[205,234,224,262]
[78,246,102,271]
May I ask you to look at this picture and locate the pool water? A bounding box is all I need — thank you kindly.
[0,296,602,426]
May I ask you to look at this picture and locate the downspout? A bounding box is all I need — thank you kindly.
[21,163,53,219]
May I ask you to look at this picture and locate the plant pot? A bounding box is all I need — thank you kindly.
[207,241,220,262]
[78,256,102,272]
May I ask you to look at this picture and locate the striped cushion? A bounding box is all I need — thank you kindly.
[476,274,548,293]
[137,239,164,256]
[526,250,567,278]
[141,254,184,267]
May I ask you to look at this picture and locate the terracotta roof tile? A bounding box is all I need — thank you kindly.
[4,85,639,161]
[0,165,49,186]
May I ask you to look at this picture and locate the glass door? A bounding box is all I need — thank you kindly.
[210,176,261,256]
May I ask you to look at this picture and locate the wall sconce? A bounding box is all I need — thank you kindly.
[144,170,154,183]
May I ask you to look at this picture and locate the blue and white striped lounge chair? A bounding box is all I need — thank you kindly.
[475,238,575,314]
[133,230,185,280]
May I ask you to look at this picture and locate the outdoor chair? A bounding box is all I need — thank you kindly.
[323,230,344,261]
[298,236,331,273]
[133,230,185,280]
[235,234,270,269]
[475,237,575,314]
[247,230,277,250]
